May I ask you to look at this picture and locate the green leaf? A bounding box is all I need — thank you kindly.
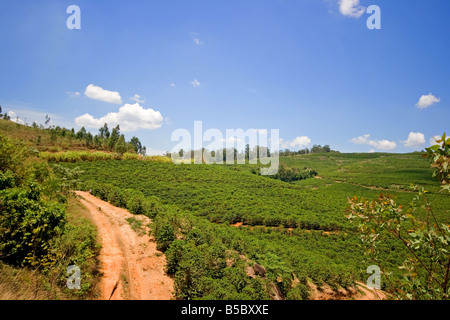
[429,145,440,152]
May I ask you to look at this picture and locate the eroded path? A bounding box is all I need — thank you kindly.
[75,191,174,300]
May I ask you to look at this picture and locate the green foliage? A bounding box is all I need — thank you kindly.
[424,133,450,190]
[348,133,450,299]
[66,161,349,231]
[58,147,450,300]
[0,133,99,298]
[348,191,450,299]
[0,118,148,159]
[40,151,122,162]
[51,164,84,194]
[127,193,146,215]
[50,198,101,299]
[0,184,66,267]
[126,217,144,234]
[165,240,185,274]
[154,223,176,252]
[254,164,317,183]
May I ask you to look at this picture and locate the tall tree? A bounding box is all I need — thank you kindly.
[85,132,93,147]
[108,125,120,151]
[45,114,51,127]
[76,127,87,139]
[245,144,250,161]
[130,136,143,155]
[114,134,128,154]
[99,123,110,140]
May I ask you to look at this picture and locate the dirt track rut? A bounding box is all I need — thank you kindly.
[75,191,174,300]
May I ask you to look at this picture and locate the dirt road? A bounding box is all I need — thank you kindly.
[75,191,174,300]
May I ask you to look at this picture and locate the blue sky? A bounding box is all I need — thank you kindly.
[0,0,448,154]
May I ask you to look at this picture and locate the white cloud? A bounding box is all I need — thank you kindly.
[131,94,145,104]
[193,38,203,45]
[369,139,397,151]
[170,83,175,87]
[221,136,242,144]
[67,91,80,98]
[416,93,440,109]
[430,135,442,146]
[338,0,365,18]
[280,136,311,149]
[145,146,167,156]
[191,79,201,88]
[7,111,25,125]
[84,84,122,104]
[5,107,72,128]
[351,134,397,151]
[74,103,163,132]
[403,132,426,148]
[350,134,370,145]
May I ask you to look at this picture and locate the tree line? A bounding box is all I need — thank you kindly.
[280,145,338,156]
[171,144,273,163]
[38,122,146,155]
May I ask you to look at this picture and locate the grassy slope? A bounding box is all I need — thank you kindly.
[0,118,88,152]
[282,152,449,221]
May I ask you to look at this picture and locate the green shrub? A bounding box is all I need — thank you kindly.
[0,184,66,267]
[165,240,185,274]
[155,223,176,252]
[127,194,145,215]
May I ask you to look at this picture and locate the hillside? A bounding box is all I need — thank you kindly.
[0,118,146,155]
[59,150,449,299]
[0,118,89,152]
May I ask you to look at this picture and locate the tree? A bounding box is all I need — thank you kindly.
[114,135,128,155]
[99,123,110,140]
[245,144,250,161]
[76,127,87,139]
[130,136,143,155]
[45,114,51,127]
[85,132,93,147]
[347,133,450,300]
[93,135,101,149]
[108,125,120,151]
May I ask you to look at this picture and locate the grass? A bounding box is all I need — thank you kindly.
[0,262,61,300]
[126,217,146,236]
[0,118,88,152]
